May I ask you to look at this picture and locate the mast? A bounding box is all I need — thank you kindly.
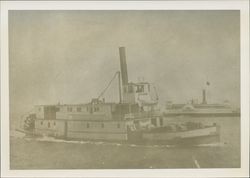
[97,47,127,103]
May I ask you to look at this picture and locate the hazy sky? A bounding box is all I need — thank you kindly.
[9,10,240,123]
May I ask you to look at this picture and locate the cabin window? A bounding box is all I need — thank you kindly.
[151,118,157,126]
[160,118,163,126]
[67,107,73,112]
[77,107,81,112]
[54,122,56,126]
[136,86,139,92]
[148,85,150,92]
[101,123,104,128]
[117,123,120,128]
[94,107,99,112]
[88,107,93,114]
[48,122,50,128]
[87,123,90,128]
[41,121,43,125]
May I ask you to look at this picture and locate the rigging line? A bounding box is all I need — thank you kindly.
[97,71,118,99]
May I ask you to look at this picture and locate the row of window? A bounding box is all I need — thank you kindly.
[66,106,100,113]
[151,118,164,127]
[40,121,121,129]
[40,121,56,128]
[38,106,102,113]
[82,123,121,129]
[123,85,150,93]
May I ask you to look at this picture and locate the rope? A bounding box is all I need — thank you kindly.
[97,71,118,99]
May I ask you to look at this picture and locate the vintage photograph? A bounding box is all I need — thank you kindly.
[9,10,241,169]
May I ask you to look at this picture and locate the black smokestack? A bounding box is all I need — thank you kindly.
[202,89,207,104]
[119,47,128,85]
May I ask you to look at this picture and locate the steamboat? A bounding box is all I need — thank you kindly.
[164,89,240,117]
[17,47,220,145]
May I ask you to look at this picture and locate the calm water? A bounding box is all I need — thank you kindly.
[10,117,240,169]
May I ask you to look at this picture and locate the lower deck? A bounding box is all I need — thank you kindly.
[34,119,130,141]
[32,116,219,146]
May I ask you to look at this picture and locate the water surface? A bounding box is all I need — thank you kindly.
[10,117,240,169]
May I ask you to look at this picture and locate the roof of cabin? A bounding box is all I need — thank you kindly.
[127,82,150,86]
[35,102,137,107]
[168,103,230,109]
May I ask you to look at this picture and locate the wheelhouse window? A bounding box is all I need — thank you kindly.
[136,85,144,93]
[41,121,43,125]
[117,123,120,128]
[48,122,50,128]
[101,123,104,128]
[87,123,90,128]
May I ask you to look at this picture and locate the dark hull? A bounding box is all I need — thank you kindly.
[17,130,220,146]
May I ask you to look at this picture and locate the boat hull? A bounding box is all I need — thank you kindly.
[17,118,221,146]
[140,133,219,146]
[141,125,220,145]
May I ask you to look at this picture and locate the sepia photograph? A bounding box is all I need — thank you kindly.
[1,1,249,177]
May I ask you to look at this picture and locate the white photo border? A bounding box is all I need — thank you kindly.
[1,1,249,177]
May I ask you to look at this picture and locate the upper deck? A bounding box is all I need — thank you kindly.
[34,101,142,121]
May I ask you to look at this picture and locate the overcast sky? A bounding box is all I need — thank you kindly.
[9,10,240,124]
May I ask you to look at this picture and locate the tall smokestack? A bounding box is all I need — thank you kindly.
[119,47,128,85]
[202,89,207,104]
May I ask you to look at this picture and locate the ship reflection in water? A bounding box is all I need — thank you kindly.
[10,116,240,169]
